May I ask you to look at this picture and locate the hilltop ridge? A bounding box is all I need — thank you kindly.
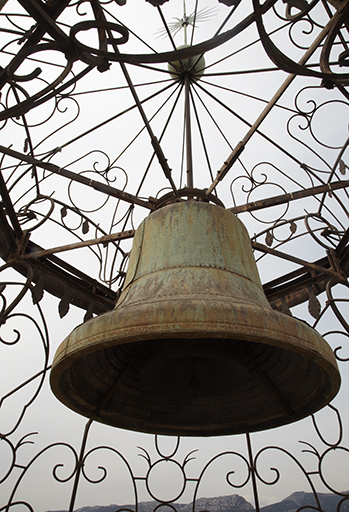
[48,490,349,512]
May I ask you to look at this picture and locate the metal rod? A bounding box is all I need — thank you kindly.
[190,0,199,47]
[263,256,328,291]
[157,5,177,50]
[17,0,71,49]
[95,3,176,192]
[36,250,115,293]
[336,226,349,257]
[318,134,349,213]
[229,180,349,214]
[185,73,194,188]
[246,433,261,512]
[68,420,93,512]
[57,81,175,154]
[195,80,313,168]
[0,0,71,90]
[0,170,23,238]
[190,87,215,182]
[0,366,51,405]
[68,357,135,512]
[206,13,342,195]
[252,241,342,278]
[22,230,135,259]
[183,0,188,45]
[0,145,153,210]
[117,58,176,191]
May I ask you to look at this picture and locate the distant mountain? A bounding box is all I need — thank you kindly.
[175,494,254,512]
[48,495,253,512]
[48,491,349,512]
[261,491,349,512]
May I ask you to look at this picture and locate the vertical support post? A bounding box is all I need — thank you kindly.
[246,433,260,512]
[185,73,193,188]
[68,419,93,512]
[183,0,188,45]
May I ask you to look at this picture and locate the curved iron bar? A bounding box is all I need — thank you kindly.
[254,445,326,511]
[145,459,187,504]
[0,307,49,436]
[288,18,319,51]
[322,330,349,361]
[8,83,41,195]
[326,279,349,333]
[155,435,181,460]
[193,451,251,494]
[253,0,349,84]
[318,446,349,495]
[273,0,321,23]
[0,0,280,122]
[0,502,35,512]
[0,262,33,323]
[311,404,343,447]
[5,442,79,512]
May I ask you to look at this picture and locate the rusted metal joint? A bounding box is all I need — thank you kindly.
[153,188,225,210]
[327,248,347,282]
[7,230,31,265]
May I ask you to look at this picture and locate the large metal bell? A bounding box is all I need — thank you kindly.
[50,201,340,436]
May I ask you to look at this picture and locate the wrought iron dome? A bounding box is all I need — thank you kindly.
[0,0,349,509]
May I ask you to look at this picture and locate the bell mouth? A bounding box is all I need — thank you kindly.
[50,332,338,436]
[139,339,249,399]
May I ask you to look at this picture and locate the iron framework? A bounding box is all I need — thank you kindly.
[1,0,349,510]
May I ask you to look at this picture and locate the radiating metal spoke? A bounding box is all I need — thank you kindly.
[0,145,154,210]
[189,86,215,182]
[184,73,194,187]
[157,5,177,50]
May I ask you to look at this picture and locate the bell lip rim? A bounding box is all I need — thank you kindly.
[49,337,340,437]
[50,307,341,410]
[51,303,340,373]
[49,309,341,437]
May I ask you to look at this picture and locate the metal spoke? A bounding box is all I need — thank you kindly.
[22,230,135,259]
[189,0,199,46]
[157,5,177,50]
[206,16,338,194]
[194,80,306,170]
[184,73,194,187]
[48,81,177,155]
[0,145,154,210]
[189,86,215,182]
[230,181,349,214]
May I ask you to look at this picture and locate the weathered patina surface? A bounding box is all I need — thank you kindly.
[50,201,340,436]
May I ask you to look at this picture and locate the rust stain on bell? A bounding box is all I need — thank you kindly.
[50,201,340,436]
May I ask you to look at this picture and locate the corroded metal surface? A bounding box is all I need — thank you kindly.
[50,202,340,436]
